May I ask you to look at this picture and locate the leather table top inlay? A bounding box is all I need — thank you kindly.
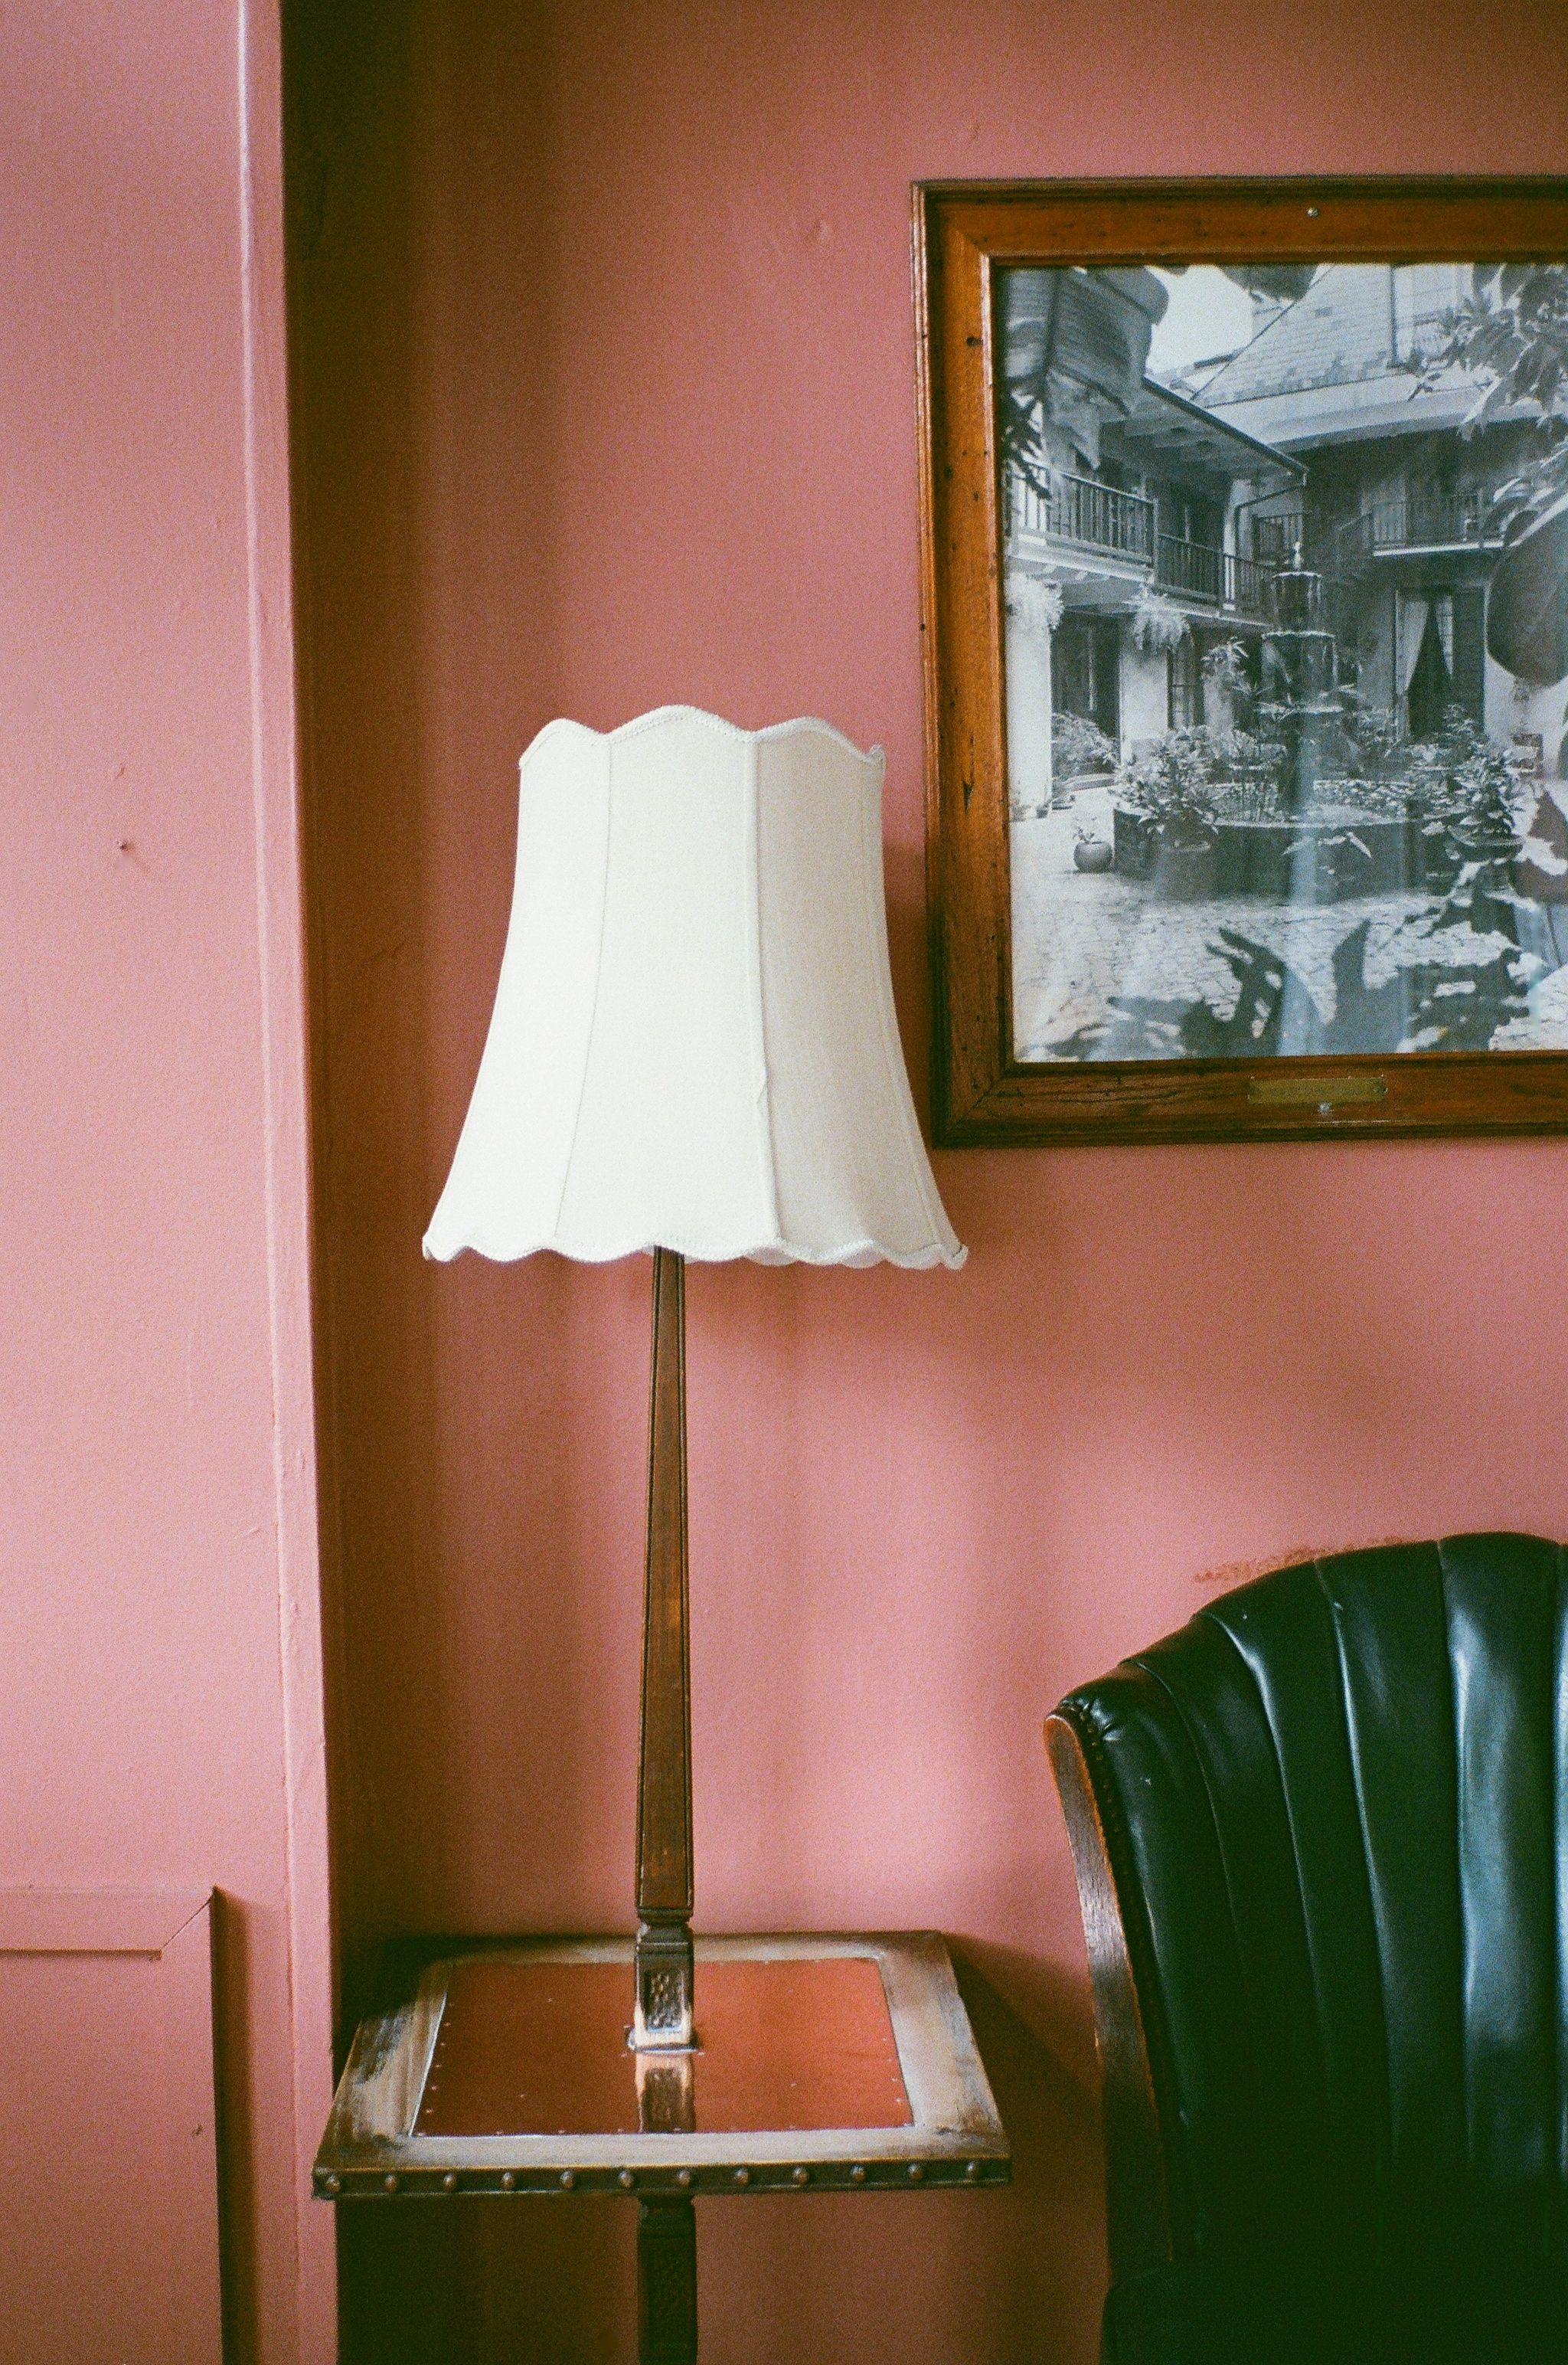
[414,1955,913,2138]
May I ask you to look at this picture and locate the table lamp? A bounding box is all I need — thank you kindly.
[423,704,965,2056]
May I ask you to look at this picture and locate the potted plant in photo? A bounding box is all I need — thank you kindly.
[1129,584,1189,656]
[1072,818,1116,873]
[1200,636,1258,731]
[1116,728,1221,899]
[1403,708,1530,940]
[1050,711,1119,809]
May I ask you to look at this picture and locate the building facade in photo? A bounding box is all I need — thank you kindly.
[1197,262,1567,774]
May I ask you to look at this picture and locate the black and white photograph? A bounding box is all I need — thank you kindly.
[1000,259,1568,1062]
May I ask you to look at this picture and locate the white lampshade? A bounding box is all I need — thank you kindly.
[423,705,965,1270]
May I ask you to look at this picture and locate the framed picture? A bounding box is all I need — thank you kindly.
[916,178,1568,1144]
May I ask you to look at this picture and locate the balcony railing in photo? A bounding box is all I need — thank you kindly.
[1155,533,1278,622]
[1012,469,1155,564]
[1349,489,1505,556]
[1010,473,1279,623]
[1249,486,1504,574]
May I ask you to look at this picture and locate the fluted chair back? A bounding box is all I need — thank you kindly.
[1048,1533,1568,2364]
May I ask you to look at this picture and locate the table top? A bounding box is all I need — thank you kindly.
[315,1932,1010,2200]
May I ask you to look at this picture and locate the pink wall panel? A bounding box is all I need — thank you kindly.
[291,1,1568,2357]
[1,4,331,2357]
[0,1894,220,2365]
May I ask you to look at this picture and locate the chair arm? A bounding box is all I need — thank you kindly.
[1047,1707,1174,2285]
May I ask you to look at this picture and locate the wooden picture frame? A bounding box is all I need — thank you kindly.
[915,178,1568,1146]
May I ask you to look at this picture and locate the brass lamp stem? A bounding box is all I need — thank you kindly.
[632,1247,695,2050]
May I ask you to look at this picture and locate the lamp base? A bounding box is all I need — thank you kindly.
[631,1918,696,2053]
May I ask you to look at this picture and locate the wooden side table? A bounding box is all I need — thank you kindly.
[315,1931,1010,2361]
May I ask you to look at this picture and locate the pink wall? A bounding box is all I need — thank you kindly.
[292,2,1568,2357]
[1,3,332,2359]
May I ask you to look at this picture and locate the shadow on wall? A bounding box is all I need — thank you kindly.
[286,0,446,2017]
[336,1953,1104,2363]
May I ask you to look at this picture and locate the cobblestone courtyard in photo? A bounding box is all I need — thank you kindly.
[1011,784,1568,1061]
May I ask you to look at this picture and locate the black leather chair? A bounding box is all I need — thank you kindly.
[1048,1533,1568,2365]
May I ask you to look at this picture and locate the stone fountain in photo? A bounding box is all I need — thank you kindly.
[1236,554,1427,899]
[1266,557,1340,820]
[1117,551,1432,902]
